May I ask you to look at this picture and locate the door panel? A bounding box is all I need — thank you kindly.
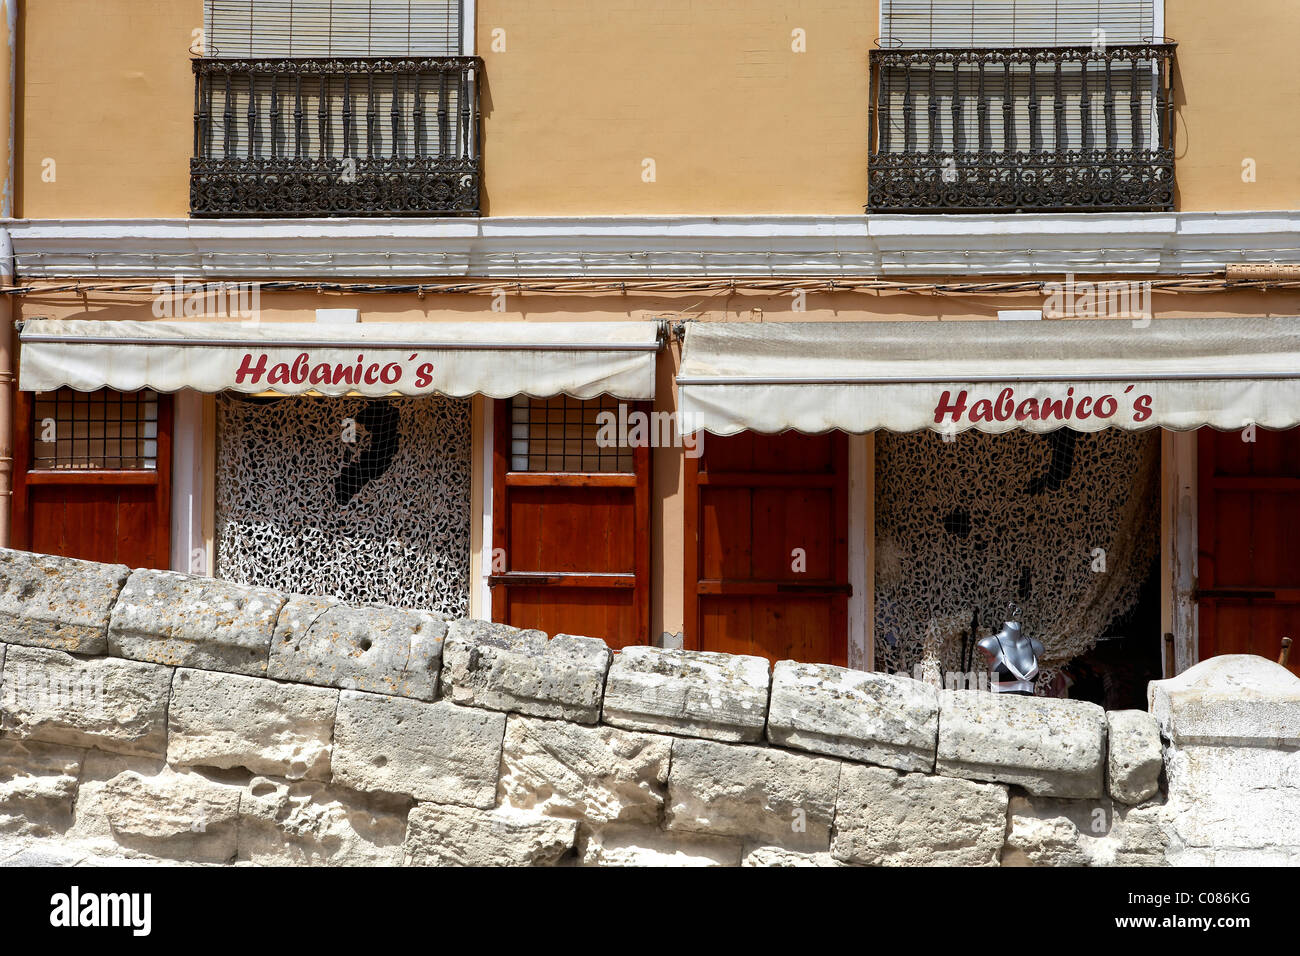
[686,431,849,667]
[491,397,650,649]
[1197,427,1300,675]
[13,389,172,570]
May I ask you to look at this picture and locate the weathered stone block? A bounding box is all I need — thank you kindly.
[167,667,337,781]
[1162,745,1300,854]
[601,646,769,743]
[98,768,242,864]
[498,716,670,824]
[108,569,285,676]
[268,596,446,700]
[441,621,610,723]
[832,764,1008,866]
[1149,654,1300,746]
[767,660,938,772]
[1107,709,1163,805]
[0,645,171,757]
[333,691,505,807]
[579,825,743,867]
[666,738,840,850]
[404,803,577,866]
[239,776,409,866]
[0,739,85,837]
[936,690,1106,798]
[1002,793,1170,867]
[742,845,844,867]
[0,549,129,655]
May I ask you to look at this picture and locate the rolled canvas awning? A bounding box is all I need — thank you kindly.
[19,319,661,400]
[677,318,1300,435]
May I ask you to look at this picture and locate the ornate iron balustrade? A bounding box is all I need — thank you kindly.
[867,44,1176,213]
[191,56,481,217]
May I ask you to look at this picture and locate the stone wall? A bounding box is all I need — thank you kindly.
[0,548,1294,867]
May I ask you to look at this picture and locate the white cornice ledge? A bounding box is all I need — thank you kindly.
[4,211,1300,280]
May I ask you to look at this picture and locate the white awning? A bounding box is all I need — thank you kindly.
[677,318,1300,435]
[19,319,661,400]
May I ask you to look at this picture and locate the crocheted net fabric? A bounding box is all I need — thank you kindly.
[873,428,1159,690]
[215,394,472,616]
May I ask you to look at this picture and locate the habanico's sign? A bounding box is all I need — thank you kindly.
[933,384,1155,428]
[233,350,437,389]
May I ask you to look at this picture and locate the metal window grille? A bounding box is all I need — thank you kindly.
[510,396,634,474]
[32,389,159,471]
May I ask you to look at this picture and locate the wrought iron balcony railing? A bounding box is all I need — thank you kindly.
[867,44,1176,213]
[191,56,481,217]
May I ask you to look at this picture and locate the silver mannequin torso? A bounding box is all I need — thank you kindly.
[977,621,1044,695]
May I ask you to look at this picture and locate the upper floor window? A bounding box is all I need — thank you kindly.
[192,1,480,218]
[204,0,463,57]
[868,0,1175,213]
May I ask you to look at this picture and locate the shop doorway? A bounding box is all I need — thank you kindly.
[12,388,172,569]
[1197,426,1300,675]
[684,430,850,666]
[491,397,651,648]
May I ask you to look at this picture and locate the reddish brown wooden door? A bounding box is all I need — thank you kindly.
[491,397,650,648]
[685,430,849,666]
[12,389,172,569]
[1197,426,1300,675]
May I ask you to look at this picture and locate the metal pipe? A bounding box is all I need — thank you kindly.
[677,370,1300,386]
[0,1,17,548]
[18,332,662,352]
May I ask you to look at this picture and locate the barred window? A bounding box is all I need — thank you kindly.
[509,396,633,474]
[32,389,159,471]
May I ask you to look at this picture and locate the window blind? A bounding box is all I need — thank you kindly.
[880,0,1156,47]
[204,0,463,57]
[877,1,1161,155]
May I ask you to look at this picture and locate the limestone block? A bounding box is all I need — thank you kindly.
[0,548,129,655]
[97,768,242,864]
[403,803,577,866]
[666,738,841,850]
[1162,745,1300,853]
[1149,654,1300,746]
[1002,793,1170,867]
[742,845,844,867]
[579,825,743,867]
[601,646,769,743]
[832,764,1008,866]
[498,716,670,824]
[108,569,285,676]
[440,621,610,723]
[333,691,505,807]
[238,777,409,866]
[936,690,1107,798]
[167,667,338,780]
[0,739,85,837]
[1107,710,1163,805]
[0,646,171,758]
[268,596,446,700]
[767,660,938,772]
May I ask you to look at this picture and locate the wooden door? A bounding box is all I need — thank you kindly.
[13,388,172,569]
[491,396,651,648]
[1197,426,1300,675]
[685,430,850,666]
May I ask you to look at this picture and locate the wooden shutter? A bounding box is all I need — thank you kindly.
[205,0,462,57]
[878,1,1159,154]
[491,398,652,650]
